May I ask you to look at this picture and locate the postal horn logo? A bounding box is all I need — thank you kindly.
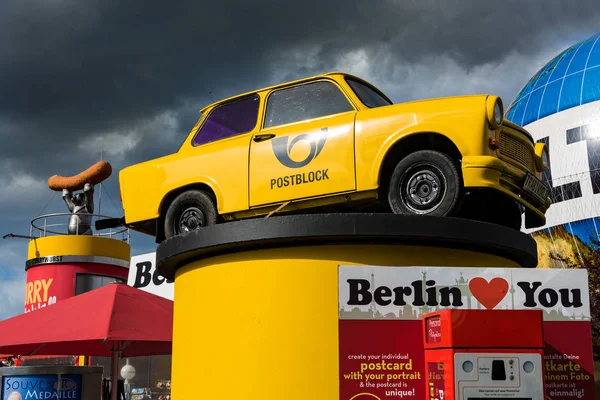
[272,127,328,168]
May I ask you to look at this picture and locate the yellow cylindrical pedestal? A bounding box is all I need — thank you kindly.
[156,214,537,400]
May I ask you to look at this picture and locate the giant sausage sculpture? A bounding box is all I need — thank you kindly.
[47,160,112,192]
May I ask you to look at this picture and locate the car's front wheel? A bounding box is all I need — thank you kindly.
[387,149,462,217]
[164,190,217,239]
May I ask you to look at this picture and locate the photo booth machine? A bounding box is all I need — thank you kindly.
[422,309,546,400]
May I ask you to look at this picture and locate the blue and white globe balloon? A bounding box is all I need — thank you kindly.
[506,32,600,268]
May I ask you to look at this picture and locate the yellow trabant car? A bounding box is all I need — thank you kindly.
[115,72,551,242]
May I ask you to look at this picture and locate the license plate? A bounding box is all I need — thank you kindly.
[523,172,549,204]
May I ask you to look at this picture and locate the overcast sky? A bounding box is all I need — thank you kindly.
[0,0,599,319]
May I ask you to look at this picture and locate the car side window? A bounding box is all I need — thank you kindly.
[264,80,354,128]
[346,78,392,108]
[193,94,260,146]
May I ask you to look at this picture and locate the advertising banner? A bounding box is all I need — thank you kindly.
[127,253,173,300]
[23,262,129,314]
[532,216,600,269]
[23,266,75,313]
[521,100,600,233]
[2,374,82,400]
[338,266,595,400]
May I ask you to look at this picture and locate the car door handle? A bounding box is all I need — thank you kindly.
[253,134,276,142]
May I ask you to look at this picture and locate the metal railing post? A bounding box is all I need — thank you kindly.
[29,213,129,241]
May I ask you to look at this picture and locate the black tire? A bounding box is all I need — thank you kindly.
[387,149,462,217]
[163,190,217,239]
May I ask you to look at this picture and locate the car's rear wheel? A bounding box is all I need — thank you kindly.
[387,149,462,217]
[164,190,217,239]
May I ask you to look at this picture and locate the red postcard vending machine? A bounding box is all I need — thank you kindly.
[423,309,545,400]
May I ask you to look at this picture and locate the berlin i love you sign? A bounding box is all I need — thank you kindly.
[338,266,590,321]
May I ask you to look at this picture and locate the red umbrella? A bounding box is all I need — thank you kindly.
[0,282,173,400]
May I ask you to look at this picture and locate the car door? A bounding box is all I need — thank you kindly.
[249,79,357,207]
[183,94,261,214]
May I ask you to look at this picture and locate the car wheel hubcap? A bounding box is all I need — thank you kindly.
[400,162,447,213]
[176,206,205,233]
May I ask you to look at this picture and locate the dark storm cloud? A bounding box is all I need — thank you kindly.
[0,0,599,179]
[2,0,599,116]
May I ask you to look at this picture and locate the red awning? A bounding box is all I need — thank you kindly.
[0,282,173,358]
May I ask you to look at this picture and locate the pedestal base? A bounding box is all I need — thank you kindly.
[156,214,538,400]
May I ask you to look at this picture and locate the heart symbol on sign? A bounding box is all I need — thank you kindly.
[468,277,509,310]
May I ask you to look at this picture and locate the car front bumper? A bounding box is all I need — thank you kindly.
[461,155,551,229]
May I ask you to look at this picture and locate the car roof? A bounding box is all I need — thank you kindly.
[198,71,371,113]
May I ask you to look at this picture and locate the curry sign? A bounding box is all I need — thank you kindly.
[25,278,53,307]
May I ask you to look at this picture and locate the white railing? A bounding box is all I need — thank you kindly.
[30,213,129,242]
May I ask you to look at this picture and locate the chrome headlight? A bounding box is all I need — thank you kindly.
[534,142,549,172]
[542,146,549,169]
[486,96,504,129]
[494,101,502,125]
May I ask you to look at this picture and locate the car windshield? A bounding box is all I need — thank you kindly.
[346,78,392,108]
